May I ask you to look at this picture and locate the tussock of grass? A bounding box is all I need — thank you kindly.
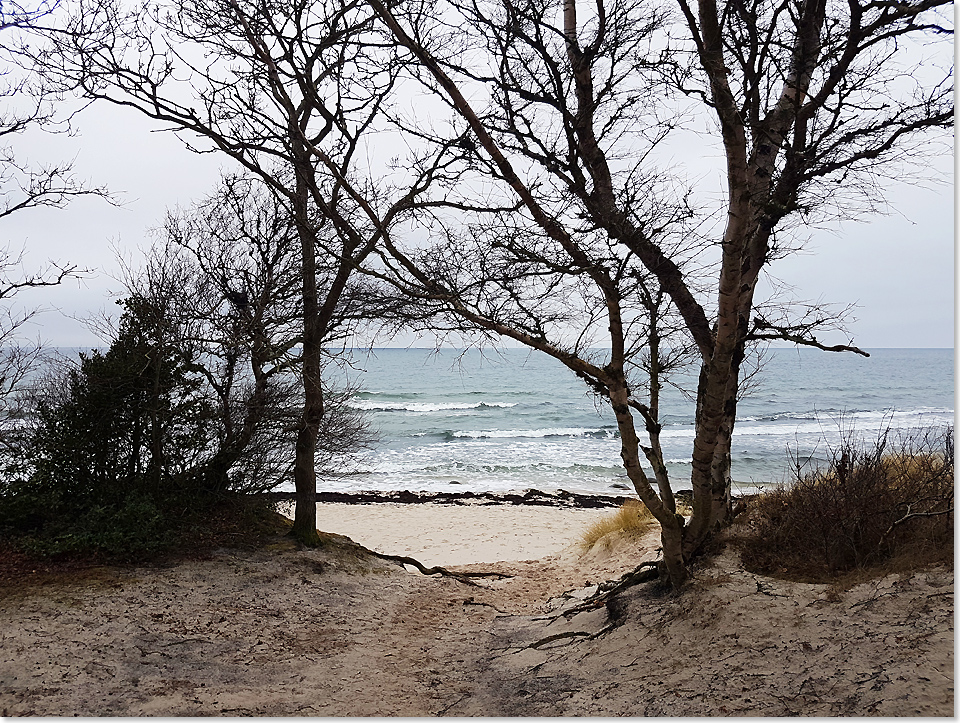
[736,426,954,583]
[579,499,656,552]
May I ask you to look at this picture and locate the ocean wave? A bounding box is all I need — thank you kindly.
[657,409,954,439]
[356,389,492,398]
[450,427,617,440]
[349,400,518,412]
[735,407,954,423]
[400,461,623,475]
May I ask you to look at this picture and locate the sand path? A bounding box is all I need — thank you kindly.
[0,508,953,716]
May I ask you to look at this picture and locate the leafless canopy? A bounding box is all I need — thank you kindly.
[29,0,447,541]
[366,0,952,587]
[0,1,113,417]
[15,0,952,578]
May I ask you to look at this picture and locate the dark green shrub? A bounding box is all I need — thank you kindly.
[0,278,366,560]
[16,492,171,560]
[0,296,245,558]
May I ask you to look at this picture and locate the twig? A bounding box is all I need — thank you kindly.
[754,578,792,598]
[163,638,210,647]
[877,504,954,550]
[437,694,469,715]
[463,597,510,614]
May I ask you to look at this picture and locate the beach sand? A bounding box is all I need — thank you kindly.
[293,501,614,567]
[0,502,953,716]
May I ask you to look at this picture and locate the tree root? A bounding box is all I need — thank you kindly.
[560,560,660,618]
[754,578,793,598]
[367,550,513,586]
[528,630,593,649]
[463,597,510,614]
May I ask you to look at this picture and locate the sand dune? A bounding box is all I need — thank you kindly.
[0,503,953,716]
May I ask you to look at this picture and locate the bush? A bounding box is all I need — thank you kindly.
[738,426,954,581]
[0,281,372,561]
[16,492,172,560]
[0,295,267,560]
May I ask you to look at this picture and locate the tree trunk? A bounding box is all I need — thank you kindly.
[292,385,322,544]
[659,514,687,589]
[290,165,323,546]
[709,366,740,528]
[292,299,324,544]
[685,359,727,555]
[684,269,745,554]
[607,381,688,589]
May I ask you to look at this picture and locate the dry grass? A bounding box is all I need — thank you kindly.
[579,499,656,552]
[736,426,953,583]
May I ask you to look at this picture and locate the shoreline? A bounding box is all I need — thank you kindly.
[277,500,622,567]
[265,487,698,508]
[266,487,630,508]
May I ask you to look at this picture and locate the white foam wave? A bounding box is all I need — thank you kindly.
[350,400,518,412]
[452,427,614,439]
[736,407,953,424]
[660,409,954,439]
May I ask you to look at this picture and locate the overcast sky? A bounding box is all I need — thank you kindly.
[3,99,955,350]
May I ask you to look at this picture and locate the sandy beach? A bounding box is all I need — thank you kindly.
[290,501,614,566]
[0,501,953,716]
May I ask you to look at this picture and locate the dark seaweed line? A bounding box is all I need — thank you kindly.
[265,488,634,508]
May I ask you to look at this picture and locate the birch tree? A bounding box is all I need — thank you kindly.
[368,0,952,587]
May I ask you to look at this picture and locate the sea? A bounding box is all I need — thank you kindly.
[312,347,955,498]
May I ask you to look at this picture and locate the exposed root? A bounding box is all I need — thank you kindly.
[528,631,593,649]
[368,550,513,586]
[754,578,793,598]
[561,560,660,618]
[463,597,510,614]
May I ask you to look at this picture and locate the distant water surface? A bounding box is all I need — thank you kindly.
[314,347,954,497]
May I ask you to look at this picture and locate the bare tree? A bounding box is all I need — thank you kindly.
[0,1,110,425]
[161,175,374,491]
[33,0,433,542]
[7,174,376,551]
[124,232,297,496]
[1,1,107,222]
[366,0,952,587]
[0,249,75,410]
[6,240,301,548]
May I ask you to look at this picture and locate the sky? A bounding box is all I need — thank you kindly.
[3,98,955,350]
